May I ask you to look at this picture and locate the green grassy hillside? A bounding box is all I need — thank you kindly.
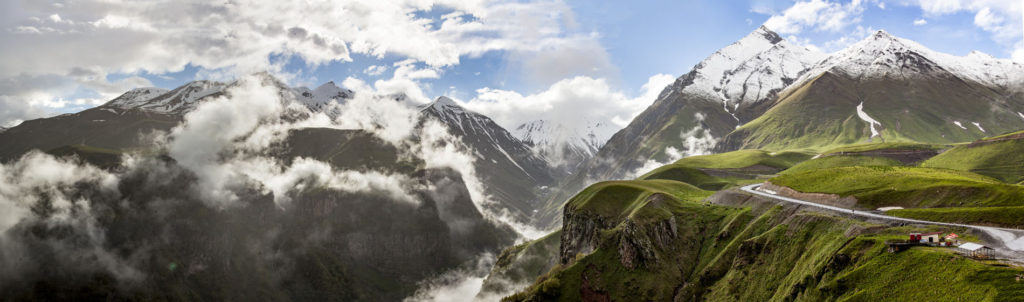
[821,142,944,155]
[770,166,1024,209]
[639,150,814,190]
[564,180,713,220]
[922,130,1024,183]
[887,207,1024,228]
[502,178,1024,301]
[781,155,901,175]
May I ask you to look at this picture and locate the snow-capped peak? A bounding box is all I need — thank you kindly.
[105,81,224,113]
[513,119,614,170]
[105,87,170,108]
[792,30,1024,90]
[812,29,943,79]
[419,96,473,125]
[293,81,354,111]
[312,81,352,102]
[672,25,823,121]
[966,50,995,60]
[430,96,461,108]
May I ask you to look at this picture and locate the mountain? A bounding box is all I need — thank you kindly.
[0,76,519,301]
[0,75,559,229]
[291,81,354,112]
[720,30,1024,151]
[106,81,224,113]
[512,119,614,173]
[419,97,561,221]
[2,128,517,301]
[534,26,824,226]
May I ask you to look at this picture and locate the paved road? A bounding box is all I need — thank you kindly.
[740,184,1024,253]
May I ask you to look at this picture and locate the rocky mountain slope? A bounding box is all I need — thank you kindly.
[534,26,824,226]
[420,97,561,222]
[1,128,517,301]
[513,119,613,174]
[0,75,542,300]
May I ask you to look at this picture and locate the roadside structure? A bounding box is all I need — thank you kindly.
[957,243,994,259]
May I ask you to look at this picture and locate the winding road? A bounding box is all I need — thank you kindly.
[740,184,1024,257]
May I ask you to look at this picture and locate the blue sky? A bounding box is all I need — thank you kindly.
[1,0,1022,128]
[131,0,1020,98]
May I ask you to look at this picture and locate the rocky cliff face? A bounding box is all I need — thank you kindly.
[559,192,682,269]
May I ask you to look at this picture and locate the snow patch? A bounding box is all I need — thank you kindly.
[971,122,986,132]
[855,102,882,138]
[877,206,904,211]
[953,121,967,130]
[1018,112,1024,120]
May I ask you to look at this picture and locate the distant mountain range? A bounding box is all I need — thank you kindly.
[533,26,1024,226]
[513,119,614,173]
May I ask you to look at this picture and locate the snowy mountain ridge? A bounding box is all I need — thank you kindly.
[105,80,355,114]
[513,119,613,171]
[792,30,1024,91]
[291,81,354,111]
[677,25,825,121]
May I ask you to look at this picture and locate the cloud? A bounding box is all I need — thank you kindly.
[916,0,964,15]
[364,65,389,76]
[763,0,1022,61]
[0,0,594,126]
[629,113,718,177]
[974,8,1004,32]
[911,0,1023,60]
[165,74,426,209]
[763,0,866,34]
[504,34,617,89]
[0,150,137,283]
[463,73,674,134]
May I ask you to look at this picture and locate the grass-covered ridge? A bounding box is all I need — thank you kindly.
[770,166,1024,209]
[670,149,814,169]
[781,155,901,175]
[639,149,813,190]
[922,130,1024,183]
[564,179,713,220]
[887,206,1024,228]
[821,142,945,155]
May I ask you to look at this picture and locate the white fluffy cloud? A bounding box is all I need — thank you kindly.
[912,0,1023,61]
[762,0,1023,61]
[462,74,675,133]
[763,0,866,34]
[0,0,599,126]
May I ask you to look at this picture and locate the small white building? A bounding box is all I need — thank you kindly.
[920,232,942,243]
[957,243,994,259]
